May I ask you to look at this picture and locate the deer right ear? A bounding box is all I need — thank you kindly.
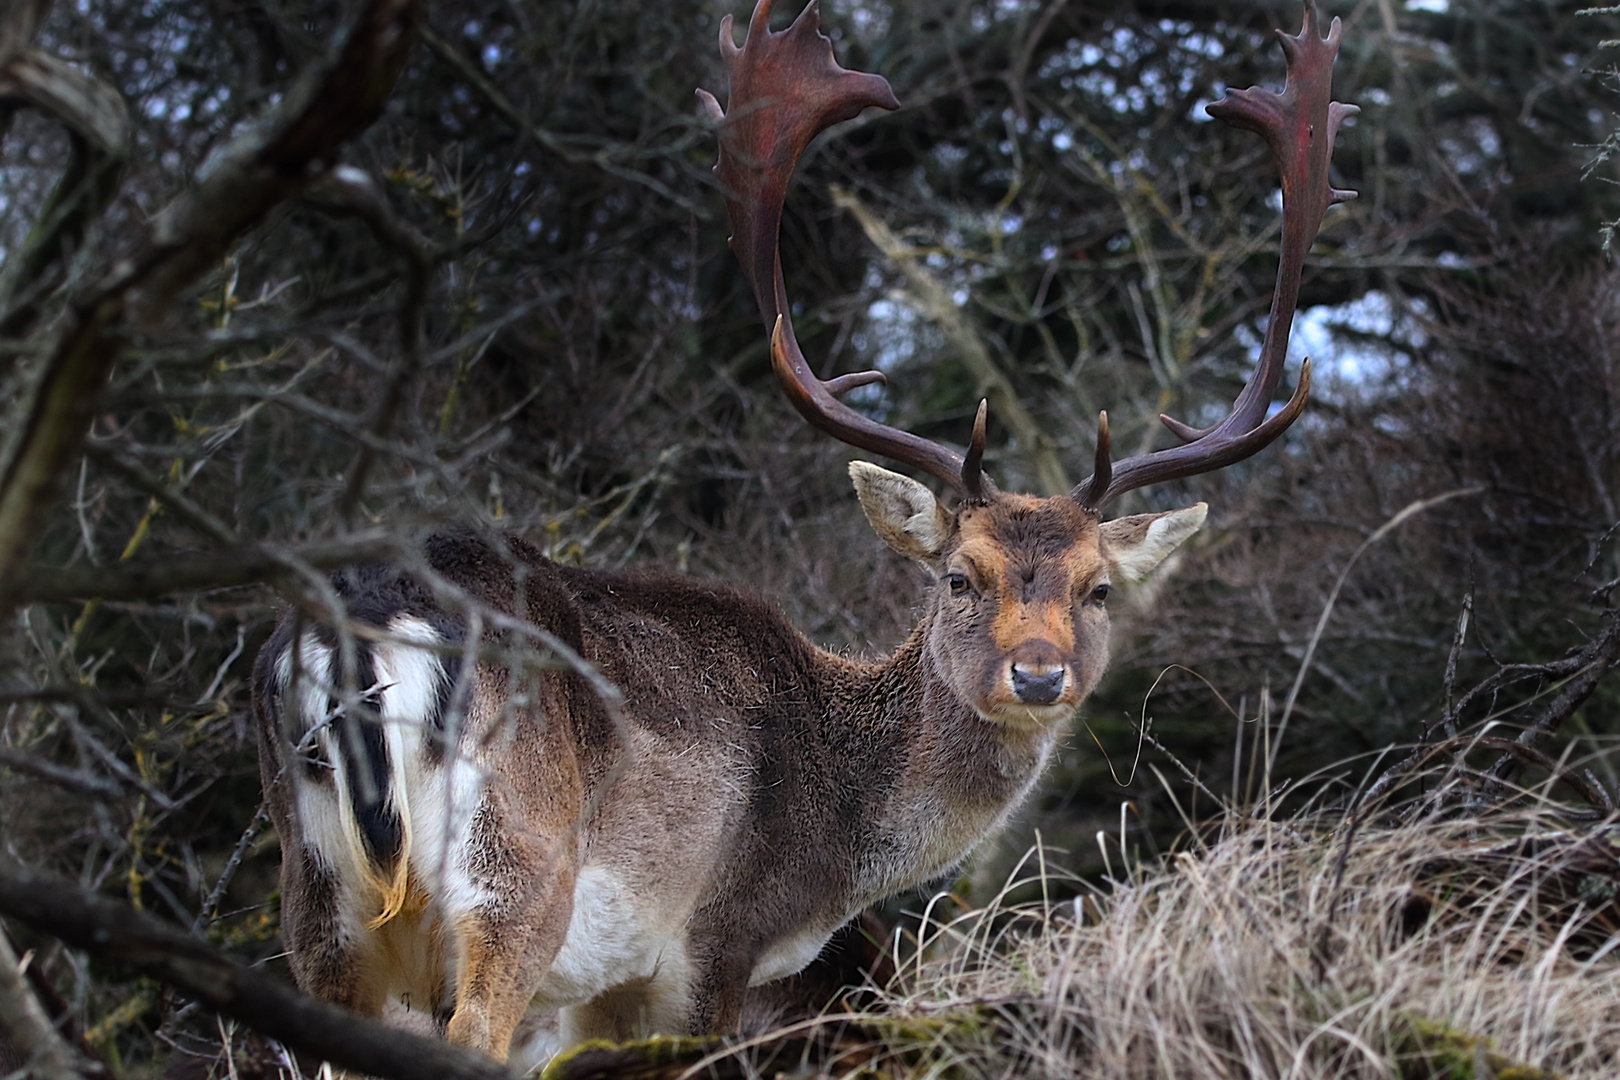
[849,461,952,567]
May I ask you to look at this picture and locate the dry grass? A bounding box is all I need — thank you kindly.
[867,802,1618,1080]
[538,793,1620,1080]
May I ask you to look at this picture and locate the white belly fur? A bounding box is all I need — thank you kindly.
[536,864,690,1007]
[537,864,837,998]
[750,924,836,986]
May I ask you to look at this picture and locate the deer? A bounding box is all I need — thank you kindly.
[251,0,1355,1068]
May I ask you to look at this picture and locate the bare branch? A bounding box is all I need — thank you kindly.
[0,34,130,336]
[0,746,122,799]
[0,0,422,616]
[0,860,514,1080]
[11,530,407,603]
[832,185,1070,496]
[1484,604,1620,791]
[0,51,129,154]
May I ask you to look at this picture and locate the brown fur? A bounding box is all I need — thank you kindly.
[255,485,1202,1064]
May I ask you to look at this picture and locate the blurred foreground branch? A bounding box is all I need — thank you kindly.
[0,926,94,1080]
[0,861,513,1080]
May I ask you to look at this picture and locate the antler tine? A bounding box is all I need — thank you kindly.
[701,0,992,498]
[961,399,988,498]
[1075,0,1356,509]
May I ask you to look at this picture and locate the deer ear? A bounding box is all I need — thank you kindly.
[1100,503,1207,582]
[849,461,952,566]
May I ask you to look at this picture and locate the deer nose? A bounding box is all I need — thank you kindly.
[1010,661,1066,705]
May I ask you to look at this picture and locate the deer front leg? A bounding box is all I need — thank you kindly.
[684,943,757,1036]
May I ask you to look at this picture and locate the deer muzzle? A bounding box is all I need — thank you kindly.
[1008,643,1068,706]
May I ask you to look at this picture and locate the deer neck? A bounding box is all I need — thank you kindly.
[837,608,1065,905]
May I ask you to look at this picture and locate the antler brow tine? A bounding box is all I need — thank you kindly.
[702,0,994,497]
[1075,0,1357,509]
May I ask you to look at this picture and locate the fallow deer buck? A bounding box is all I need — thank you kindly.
[253,0,1355,1067]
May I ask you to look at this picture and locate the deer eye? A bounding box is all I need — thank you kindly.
[946,573,971,595]
[1090,583,1112,603]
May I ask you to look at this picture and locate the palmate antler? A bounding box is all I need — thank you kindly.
[702,0,1356,509]
[698,0,995,498]
[1074,0,1358,508]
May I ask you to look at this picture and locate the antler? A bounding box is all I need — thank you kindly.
[1073,0,1358,509]
[700,0,993,498]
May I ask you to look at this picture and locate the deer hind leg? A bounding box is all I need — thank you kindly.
[444,865,577,1059]
[438,776,582,1062]
[277,848,391,1019]
[266,631,410,1020]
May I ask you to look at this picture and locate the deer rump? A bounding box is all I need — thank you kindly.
[254,529,963,1063]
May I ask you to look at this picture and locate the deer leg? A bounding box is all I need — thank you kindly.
[279,851,390,1019]
[559,961,692,1047]
[684,947,755,1036]
[444,858,576,1061]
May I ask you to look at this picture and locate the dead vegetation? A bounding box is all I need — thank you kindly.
[536,792,1620,1080]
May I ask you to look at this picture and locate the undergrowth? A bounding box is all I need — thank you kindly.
[882,800,1614,1080]
[554,794,1620,1080]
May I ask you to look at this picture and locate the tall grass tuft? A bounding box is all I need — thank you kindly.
[886,801,1617,1079]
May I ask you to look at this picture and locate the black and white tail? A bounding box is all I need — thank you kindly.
[266,612,450,928]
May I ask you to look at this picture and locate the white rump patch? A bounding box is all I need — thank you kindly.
[276,615,496,934]
[277,631,368,938]
[376,615,493,917]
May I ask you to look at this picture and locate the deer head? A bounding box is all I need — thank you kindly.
[701,0,1356,725]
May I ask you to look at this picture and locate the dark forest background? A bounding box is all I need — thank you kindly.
[1,0,1618,1070]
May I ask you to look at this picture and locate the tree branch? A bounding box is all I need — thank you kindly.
[831,185,1072,496]
[12,531,408,603]
[0,0,422,616]
[0,860,514,1080]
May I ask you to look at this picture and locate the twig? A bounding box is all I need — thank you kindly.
[1483,604,1620,793]
[194,802,270,932]
[0,925,95,1080]
[1439,588,1473,741]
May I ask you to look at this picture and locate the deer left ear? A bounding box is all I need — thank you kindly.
[1100,503,1207,582]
